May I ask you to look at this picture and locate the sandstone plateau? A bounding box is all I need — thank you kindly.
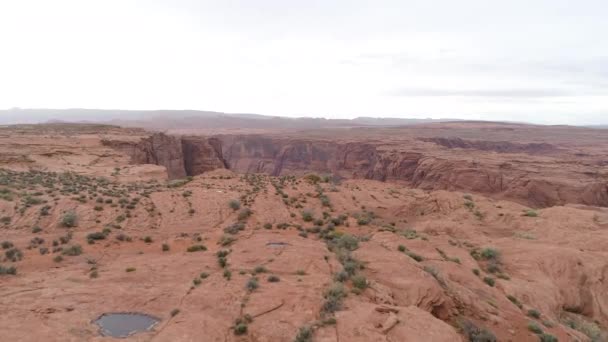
[0,122,607,342]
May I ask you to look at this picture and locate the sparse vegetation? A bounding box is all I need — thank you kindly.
[527,309,541,319]
[61,211,78,227]
[229,199,241,210]
[294,325,313,342]
[187,245,207,252]
[458,319,497,342]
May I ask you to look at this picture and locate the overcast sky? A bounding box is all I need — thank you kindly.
[1,0,607,125]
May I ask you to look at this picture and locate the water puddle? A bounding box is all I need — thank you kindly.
[93,312,160,338]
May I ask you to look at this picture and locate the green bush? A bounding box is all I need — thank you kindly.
[62,245,82,256]
[187,245,207,252]
[294,326,313,342]
[351,275,368,290]
[229,199,241,210]
[237,208,252,221]
[61,211,78,227]
[527,309,541,319]
[246,277,259,291]
[321,282,347,315]
[0,264,17,275]
[334,234,359,251]
[302,210,314,222]
[483,277,495,287]
[458,319,497,342]
[224,222,245,234]
[539,333,558,342]
[527,322,543,334]
[480,248,500,260]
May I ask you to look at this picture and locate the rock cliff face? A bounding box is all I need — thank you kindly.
[418,137,561,154]
[181,136,226,176]
[102,133,187,179]
[103,133,608,208]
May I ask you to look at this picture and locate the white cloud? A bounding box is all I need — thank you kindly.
[0,0,606,124]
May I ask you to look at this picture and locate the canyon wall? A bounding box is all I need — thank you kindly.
[103,133,608,208]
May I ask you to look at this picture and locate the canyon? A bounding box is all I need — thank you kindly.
[101,123,608,209]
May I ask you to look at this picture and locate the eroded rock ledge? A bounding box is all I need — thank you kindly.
[103,133,608,208]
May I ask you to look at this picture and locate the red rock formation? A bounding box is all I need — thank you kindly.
[102,133,608,208]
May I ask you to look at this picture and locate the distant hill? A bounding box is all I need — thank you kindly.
[0,108,458,130]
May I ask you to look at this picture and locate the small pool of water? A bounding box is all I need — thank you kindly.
[93,313,160,338]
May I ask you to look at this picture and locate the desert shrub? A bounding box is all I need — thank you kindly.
[473,269,480,276]
[351,275,368,290]
[229,199,241,210]
[167,178,191,188]
[527,309,541,319]
[143,236,153,243]
[507,295,522,308]
[219,234,236,246]
[187,245,207,252]
[294,326,313,342]
[62,245,83,256]
[94,205,103,211]
[0,264,17,275]
[61,211,78,227]
[524,209,538,217]
[321,282,347,315]
[5,248,23,262]
[458,319,497,342]
[480,248,500,260]
[86,232,106,242]
[126,267,136,272]
[224,222,245,234]
[302,210,314,222]
[1,241,13,249]
[334,234,359,251]
[193,278,201,286]
[237,208,252,221]
[303,173,321,184]
[263,223,272,229]
[170,309,180,317]
[53,255,63,262]
[267,275,280,282]
[32,226,42,233]
[406,251,423,262]
[254,265,267,274]
[1,216,11,224]
[246,277,259,291]
[40,205,51,216]
[527,322,543,334]
[162,243,170,251]
[334,270,349,282]
[539,333,558,342]
[116,233,132,242]
[483,277,495,287]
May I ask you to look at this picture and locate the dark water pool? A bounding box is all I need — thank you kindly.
[93,313,160,338]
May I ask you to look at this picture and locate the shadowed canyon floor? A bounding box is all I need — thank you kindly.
[0,123,607,341]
